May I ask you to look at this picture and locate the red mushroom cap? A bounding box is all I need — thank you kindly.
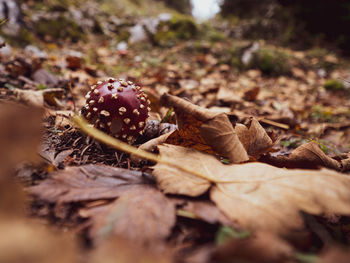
[81,78,150,144]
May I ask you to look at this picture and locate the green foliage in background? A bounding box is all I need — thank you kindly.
[250,47,290,75]
[154,14,198,46]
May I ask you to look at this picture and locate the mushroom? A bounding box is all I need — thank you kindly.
[80,78,151,144]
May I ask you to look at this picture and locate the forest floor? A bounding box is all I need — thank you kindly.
[1,4,350,263]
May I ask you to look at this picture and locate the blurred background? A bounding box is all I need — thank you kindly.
[2,1,350,263]
[0,0,350,53]
[1,0,350,52]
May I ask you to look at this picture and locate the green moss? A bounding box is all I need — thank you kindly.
[0,27,36,47]
[324,79,344,91]
[154,14,198,46]
[311,105,333,122]
[20,0,84,11]
[215,226,250,246]
[280,138,308,149]
[36,15,86,42]
[307,48,338,72]
[251,47,290,75]
[98,0,171,17]
[116,29,131,42]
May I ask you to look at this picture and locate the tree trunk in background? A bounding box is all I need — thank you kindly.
[220,0,350,53]
[0,0,22,35]
[220,0,276,18]
[156,0,192,15]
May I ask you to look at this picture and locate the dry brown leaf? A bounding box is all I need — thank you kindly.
[318,247,350,263]
[28,164,149,203]
[166,112,216,154]
[0,219,77,263]
[153,145,212,196]
[161,93,248,163]
[200,113,249,163]
[131,132,173,164]
[0,102,43,169]
[178,200,233,226]
[235,117,274,158]
[13,88,64,107]
[212,231,294,263]
[341,155,350,172]
[90,236,172,263]
[288,141,341,170]
[153,144,350,233]
[80,186,176,244]
[0,103,43,215]
[261,142,342,171]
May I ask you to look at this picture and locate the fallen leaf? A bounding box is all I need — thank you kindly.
[166,112,216,154]
[235,117,274,158]
[0,102,43,215]
[260,142,342,170]
[13,88,64,107]
[288,141,341,170]
[212,231,294,263]
[66,55,83,70]
[28,164,150,203]
[0,219,77,263]
[318,246,350,263]
[80,186,176,244]
[244,86,260,101]
[32,68,59,86]
[341,155,350,172]
[90,236,172,263]
[131,132,173,164]
[177,199,233,226]
[152,145,212,197]
[200,113,249,163]
[153,144,350,233]
[160,93,249,163]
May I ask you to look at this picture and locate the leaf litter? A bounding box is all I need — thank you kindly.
[2,2,350,262]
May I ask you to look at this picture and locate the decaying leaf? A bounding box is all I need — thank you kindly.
[28,164,150,203]
[13,88,64,107]
[90,236,172,263]
[0,102,43,215]
[153,144,350,233]
[131,132,173,164]
[341,155,350,172]
[0,219,77,263]
[318,247,350,263]
[200,113,249,163]
[0,102,43,169]
[212,231,294,263]
[261,141,342,171]
[161,93,249,163]
[176,199,233,226]
[165,112,216,154]
[288,141,341,170]
[80,186,176,244]
[152,145,213,197]
[235,117,274,158]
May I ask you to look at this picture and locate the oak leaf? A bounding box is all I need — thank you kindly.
[153,144,350,233]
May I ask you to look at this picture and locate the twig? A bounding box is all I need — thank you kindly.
[68,79,77,113]
[74,115,219,182]
[258,118,289,130]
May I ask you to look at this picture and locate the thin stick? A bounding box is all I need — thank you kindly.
[259,118,289,130]
[68,80,77,113]
[73,116,215,181]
